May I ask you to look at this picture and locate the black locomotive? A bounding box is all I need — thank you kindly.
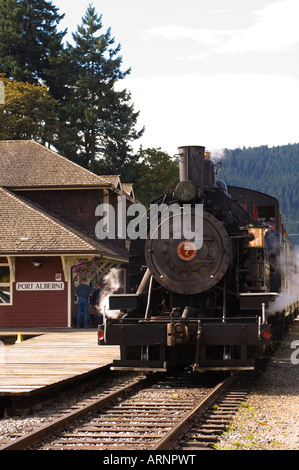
[99,145,299,371]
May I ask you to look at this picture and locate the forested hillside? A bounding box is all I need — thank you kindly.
[217,143,299,247]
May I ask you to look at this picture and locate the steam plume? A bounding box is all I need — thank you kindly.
[98,268,122,319]
[268,246,299,315]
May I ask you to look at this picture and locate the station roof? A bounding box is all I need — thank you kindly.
[122,183,135,199]
[0,187,127,260]
[0,140,126,190]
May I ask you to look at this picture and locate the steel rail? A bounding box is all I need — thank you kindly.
[152,375,235,450]
[0,375,150,451]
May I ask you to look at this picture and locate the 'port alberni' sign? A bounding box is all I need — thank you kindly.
[16,282,64,291]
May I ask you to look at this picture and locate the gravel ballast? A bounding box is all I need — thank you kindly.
[216,318,299,450]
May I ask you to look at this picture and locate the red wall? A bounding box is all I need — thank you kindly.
[0,257,68,327]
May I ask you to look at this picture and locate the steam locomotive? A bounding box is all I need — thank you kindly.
[98,146,299,371]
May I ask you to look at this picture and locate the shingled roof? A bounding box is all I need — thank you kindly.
[0,140,118,189]
[122,183,135,198]
[0,187,126,259]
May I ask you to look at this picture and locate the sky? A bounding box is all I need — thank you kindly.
[54,0,299,156]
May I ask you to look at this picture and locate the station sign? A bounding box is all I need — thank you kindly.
[16,282,65,291]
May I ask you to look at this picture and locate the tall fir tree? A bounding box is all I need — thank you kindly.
[60,4,144,173]
[0,0,66,97]
[0,0,23,79]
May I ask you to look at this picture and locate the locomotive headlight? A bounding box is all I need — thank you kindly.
[175,180,197,202]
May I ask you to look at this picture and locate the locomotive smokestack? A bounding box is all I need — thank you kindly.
[178,146,205,192]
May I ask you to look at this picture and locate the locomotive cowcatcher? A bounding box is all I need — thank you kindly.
[98,145,299,371]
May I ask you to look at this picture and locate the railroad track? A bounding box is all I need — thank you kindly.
[171,378,251,450]
[0,371,252,451]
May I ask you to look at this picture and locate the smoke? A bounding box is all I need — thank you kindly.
[268,246,299,315]
[210,148,226,160]
[98,268,122,319]
[268,290,298,315]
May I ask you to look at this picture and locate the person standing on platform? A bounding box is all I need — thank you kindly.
[75,277,92,328]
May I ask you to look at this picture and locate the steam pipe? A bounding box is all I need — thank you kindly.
[222,276,227,323]
[193,320,202,372]
[262,303,266,323]
[144,274,154,320]
[137,268,151,295]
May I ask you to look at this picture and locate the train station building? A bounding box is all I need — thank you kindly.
[0,140,133,328]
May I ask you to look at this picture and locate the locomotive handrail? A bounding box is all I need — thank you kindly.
[239,292,278,296]
[116,316,262,323]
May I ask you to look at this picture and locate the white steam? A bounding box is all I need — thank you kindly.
[98,268,122,319]
[210,148,226,160]
[268,246,299,315]
[268,290,298,315]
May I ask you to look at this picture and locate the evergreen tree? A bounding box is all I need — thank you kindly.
[0,0,66,97]
[60,4,144,172]
[0,0,22,79]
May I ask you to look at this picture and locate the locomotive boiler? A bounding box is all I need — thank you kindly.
[99,145,299,371]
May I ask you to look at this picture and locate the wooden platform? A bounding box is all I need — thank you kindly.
[0,330,120,397]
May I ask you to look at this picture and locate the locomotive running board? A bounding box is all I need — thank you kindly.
[194,366,255,372]
[193,358,256,371]
[111,366,168,372]
[110,359,168,372]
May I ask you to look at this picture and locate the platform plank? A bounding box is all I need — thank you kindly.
[0,331,120,397]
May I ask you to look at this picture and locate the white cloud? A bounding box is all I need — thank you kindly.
[217,0,299,54]
[124,72,299,153]
[142,0,299,56]
[142,24,223,47]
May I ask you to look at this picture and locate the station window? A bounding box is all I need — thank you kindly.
[0,258,12,305]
